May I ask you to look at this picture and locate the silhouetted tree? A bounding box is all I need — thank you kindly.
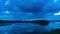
[32,20,50,26]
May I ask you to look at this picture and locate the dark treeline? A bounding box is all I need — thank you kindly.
[0,20,31,23]
[0,20,50,26]
[0,20,49,23]
[0,20,60,26]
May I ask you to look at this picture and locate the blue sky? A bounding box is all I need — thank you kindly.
[0,0,60,20]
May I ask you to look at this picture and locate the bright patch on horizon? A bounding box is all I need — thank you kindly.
[54,12,60,15]
[57,22,60,24]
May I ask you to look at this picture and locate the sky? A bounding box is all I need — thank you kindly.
[0,0,60,21]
